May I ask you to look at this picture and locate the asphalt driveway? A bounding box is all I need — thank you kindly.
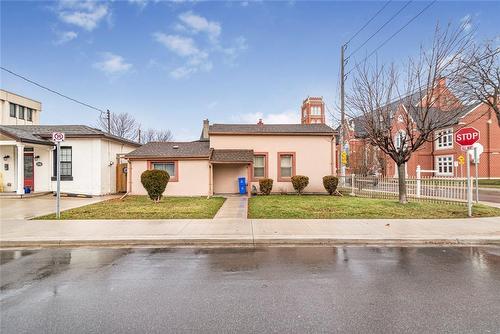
[0,194,117,220]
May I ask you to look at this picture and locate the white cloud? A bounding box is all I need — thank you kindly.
[460,14,472,32]
[54,30,78,45]
[93,52,132,75]
[233,110,300,124]
[178,11,221,42]
[219,36,248,64]
[153,33,199,56]
[57,0,110,31]
[128,0,148,9]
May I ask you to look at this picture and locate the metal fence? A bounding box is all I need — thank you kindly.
[337,175,468,204]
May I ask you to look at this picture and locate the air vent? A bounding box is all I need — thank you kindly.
[173,145,179,149]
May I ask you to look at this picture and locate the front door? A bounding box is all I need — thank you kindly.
[24,153,34,191]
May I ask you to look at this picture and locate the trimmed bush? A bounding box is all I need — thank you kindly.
[291,175,309,195]
[323,175,339,195]
[259,178,273,195]
[141,169,170,202]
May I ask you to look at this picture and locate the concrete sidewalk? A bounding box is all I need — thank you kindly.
[1,217,499,248]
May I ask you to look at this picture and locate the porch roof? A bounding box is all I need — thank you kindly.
[0,126,53,146]
[210,149,254,163]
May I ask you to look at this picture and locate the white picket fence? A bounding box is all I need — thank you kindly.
[337,175,468,204]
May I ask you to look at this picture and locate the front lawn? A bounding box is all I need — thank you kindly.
[248,195,500,219]
[37,196,225,220]
[478,179,500,189]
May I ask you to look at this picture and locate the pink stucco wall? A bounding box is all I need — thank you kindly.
[129,159,209,196]
[210,134,336,193]
[213,164,249,194]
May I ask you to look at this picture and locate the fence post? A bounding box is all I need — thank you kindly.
[350,174,355,196]
[416,165,421,198]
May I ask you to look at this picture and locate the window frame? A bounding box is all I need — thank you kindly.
[277,152,296,182]
[18,106,25,120]
[148,160,179,182]
[435,127,454,150]
[27,108,33,122]
[435,155,454,176]
[9,103,16,118]
[252,152,268,181]
[394,130,407,150]
[52,146,73,181]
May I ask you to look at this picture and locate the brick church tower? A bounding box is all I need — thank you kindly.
[301,96,325,124]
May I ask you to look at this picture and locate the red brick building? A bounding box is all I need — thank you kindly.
[339,80,500,179]
[301,97,326,125]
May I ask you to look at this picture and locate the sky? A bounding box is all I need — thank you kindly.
[1,0,499,141]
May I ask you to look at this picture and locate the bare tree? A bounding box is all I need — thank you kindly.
[458,40,500,124]
[97,111,139,140]
[139,128,174,143]
[347,23,473,203]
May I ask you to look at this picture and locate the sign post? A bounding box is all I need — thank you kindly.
[474,147,479,204]
[455,127,480,217]
[52,132,65,219]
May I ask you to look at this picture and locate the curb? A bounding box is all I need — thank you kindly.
[2,238,499,249]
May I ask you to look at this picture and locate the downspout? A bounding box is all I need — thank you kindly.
[331,134,336,175]
[487,109,491,178]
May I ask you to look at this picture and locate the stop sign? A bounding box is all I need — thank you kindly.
[455,127,480,146]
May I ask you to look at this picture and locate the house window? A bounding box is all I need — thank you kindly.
[18,106,25,119]
[9,103,16,117]
[311,106,321,116]
[27,108,33,122]
[278,152,295,181]
[436,155,454,176]
[435,128,453,149]
[151,161,178,181]
[395,131,406,150]
[253,154,267,179]
[53,146,73,179]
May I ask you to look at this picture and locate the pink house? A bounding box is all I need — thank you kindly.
[125,101,337,196]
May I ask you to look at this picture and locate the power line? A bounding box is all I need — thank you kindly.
[1,66,106,114]
[345,0,393,46]
[346,0,437,76]
[346,0,413,60]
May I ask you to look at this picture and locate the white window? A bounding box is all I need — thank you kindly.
[279,154,294,178]
[435,128,453,149]
[436,155,454,176]
[311,106,321,116]
[152,162,176,177]
[9,103,16,117]
[394,131,407,150]
[397,115,404,123]
[253,155,266,178]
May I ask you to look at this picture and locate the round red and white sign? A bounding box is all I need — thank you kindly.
[52,132,65,142]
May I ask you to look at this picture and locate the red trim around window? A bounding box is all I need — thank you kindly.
[251,152,268,181]
[147,160,179,182]
[277,152,296,182]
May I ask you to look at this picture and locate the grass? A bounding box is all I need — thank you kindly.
[248,195,500,219]
[36,196,226,220]
[478,179,500,189]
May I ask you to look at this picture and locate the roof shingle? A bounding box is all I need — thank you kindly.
[210,149,254,163]
[209,123,335,135]
[125,141,210,158]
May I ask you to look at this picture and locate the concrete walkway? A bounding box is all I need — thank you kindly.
[1,217,499,248]
[214,196,248,219]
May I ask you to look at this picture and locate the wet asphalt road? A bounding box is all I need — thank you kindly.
[1,247,499,334]
[477,188,500,203]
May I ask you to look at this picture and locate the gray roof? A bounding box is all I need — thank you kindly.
[209,123,335,135]
[125,141,211,159]
[0,125,140,146]
[210,149,254,163]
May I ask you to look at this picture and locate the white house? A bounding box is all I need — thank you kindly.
[0,90,140,196]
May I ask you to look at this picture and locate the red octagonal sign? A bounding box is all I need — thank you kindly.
[455,127,480,146]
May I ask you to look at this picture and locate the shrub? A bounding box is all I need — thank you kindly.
[141,169,170,202]
[323,175,339,195]
[291,175,309,195]
[259,178,273,195]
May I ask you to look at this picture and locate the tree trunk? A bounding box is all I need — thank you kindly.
[397,163,407,204]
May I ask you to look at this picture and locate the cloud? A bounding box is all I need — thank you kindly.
[178,11,221,42]
[57,0,110,31]
[93,52,132,75]
[54,30,78,45]
[153,33,199,56]
[219,36,248,64]
[128,0,149,9]
[233,110,300,124]
[460,14,472,32]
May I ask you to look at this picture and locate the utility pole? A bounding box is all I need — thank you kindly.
[339,44,346,179]
[106,109,111,134]
[138,128,141,144]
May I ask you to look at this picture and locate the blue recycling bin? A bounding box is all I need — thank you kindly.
[238,177,247,195]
